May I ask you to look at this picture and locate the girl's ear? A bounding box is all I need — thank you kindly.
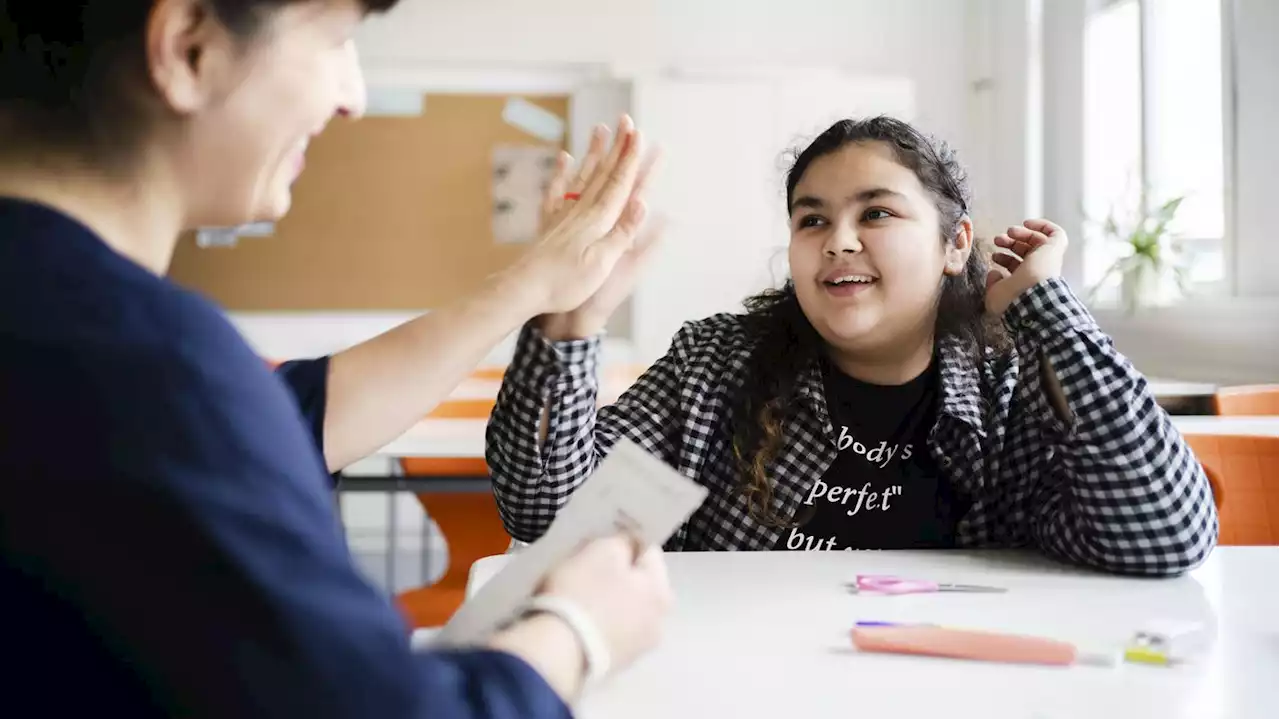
[943,216,974,276]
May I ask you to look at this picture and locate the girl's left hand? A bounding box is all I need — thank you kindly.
[986,219,1069,315]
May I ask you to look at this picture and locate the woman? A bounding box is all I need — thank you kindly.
[1,1,671,717]
[487,116,1218,576]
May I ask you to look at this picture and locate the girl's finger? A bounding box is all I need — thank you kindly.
[986,266,1008,291]
[578,115,640,209]
[991,251,1022,271]
[1022,218,1065,239]
[1007,225,1050,249]
[577,120,644,229]
[540,151,573,225]
[568,125,609,195]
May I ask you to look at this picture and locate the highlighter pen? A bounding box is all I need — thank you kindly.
[851,625,1118,667]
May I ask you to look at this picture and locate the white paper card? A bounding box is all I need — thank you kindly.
[491,144,559,244]
[431,438,708,648]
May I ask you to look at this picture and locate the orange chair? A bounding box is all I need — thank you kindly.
[1184,434,1279,546]
[394,392,506,627]
[395,487,511,628]
[391,363,647,626]
[1213,385,1279,416]
[469,366,508,382]
[425,397,497,419]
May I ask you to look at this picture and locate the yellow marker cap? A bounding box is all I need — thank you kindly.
[1123,647,1171,665]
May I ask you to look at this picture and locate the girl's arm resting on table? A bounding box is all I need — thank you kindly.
[1002,278,1218,577]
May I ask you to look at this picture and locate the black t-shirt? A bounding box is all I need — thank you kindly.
[777,360,960,551]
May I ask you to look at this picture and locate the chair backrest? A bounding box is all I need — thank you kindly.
[1214,385,1280,416]
[469,366,508,382]
[1183,433,1278,545]
[425,397,496,420]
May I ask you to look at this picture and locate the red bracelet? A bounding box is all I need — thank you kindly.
[563,192,581,200]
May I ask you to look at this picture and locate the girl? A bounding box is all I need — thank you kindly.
[487,116,1217,577]
[1,1,670,716]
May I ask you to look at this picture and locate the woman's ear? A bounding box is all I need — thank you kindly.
[146,0,235,115]
[943,216,974,276]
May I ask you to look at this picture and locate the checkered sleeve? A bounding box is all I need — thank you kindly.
[486,321,694,543]
[1002,277,1218,576]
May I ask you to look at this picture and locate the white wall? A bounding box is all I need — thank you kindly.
[353,0,978,361]
[357,0,973,151]
[1227,0,1279,298]
[337,0,1276,382]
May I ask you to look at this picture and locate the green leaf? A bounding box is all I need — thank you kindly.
[1154,196,1184,224]
[1103,214,1119,238]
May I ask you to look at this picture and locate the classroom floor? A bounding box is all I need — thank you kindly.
[343,495,449,595]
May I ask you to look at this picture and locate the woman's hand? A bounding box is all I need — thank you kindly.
[487,534,672,702]
[536,125,665,341]
[538,534,672,674]
[500,116,661,320]
[986,218,1069,315]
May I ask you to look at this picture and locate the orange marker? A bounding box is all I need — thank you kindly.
[851,625,1117,667]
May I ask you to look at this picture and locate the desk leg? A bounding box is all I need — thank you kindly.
[386,493,398,593]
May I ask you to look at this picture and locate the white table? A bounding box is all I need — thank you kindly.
[1166,415,1279,437]
[464,548,1278,719]
[373,415,1279,459]
[1148,378,1219,398]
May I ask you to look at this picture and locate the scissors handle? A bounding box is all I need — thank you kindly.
[850,575,938,594]
[850,575,1006,595]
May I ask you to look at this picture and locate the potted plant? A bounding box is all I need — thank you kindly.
[1088,195,1190,314]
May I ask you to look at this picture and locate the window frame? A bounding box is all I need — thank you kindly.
[1084,0,1235,300]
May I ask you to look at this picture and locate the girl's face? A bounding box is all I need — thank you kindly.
[155,0,368,229]
[787,141,971,358]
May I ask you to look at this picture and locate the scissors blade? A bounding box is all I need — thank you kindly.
[936,583,1007,593]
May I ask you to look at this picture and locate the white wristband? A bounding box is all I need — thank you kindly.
[523,595,611,689]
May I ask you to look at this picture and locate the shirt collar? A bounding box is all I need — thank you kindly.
[794,335,985,434]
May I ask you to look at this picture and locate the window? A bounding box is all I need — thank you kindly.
[1082,0,1228,301]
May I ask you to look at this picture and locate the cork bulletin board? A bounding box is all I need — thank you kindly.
[167,94,570,310]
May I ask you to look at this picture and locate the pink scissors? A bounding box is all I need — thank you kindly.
[847,574,1007,595]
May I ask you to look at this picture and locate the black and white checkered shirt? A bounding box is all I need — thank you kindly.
[487,278,1218,576]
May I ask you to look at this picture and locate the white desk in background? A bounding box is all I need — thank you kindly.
[1147,378,1219,397]
[462,548,1278,719]
[372,415,1279,460]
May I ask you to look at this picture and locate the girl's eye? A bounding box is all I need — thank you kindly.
[863,208,893,222]
[797,215,827,229]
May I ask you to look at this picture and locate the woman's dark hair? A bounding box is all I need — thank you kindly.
[0,0,397,166]
[729,115,1005,527]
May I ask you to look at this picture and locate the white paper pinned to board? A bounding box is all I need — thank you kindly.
[491,144,560,244]
[366,88,426,117]
[194,221,275,248]
[195,227,240,248]
[502,97,566,143]
[431,438,708,648]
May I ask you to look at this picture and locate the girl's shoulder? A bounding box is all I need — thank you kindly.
[665,312,759,383]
